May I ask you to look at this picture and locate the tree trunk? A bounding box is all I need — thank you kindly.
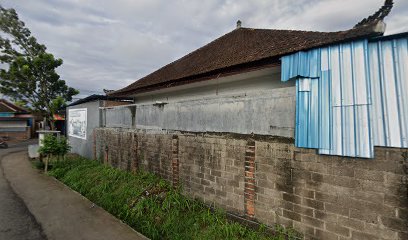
[42,116,47,130]
[49,119,55,130]
[45,114,55,130]
[43,115,54,130]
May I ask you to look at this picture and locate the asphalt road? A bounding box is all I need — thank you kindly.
[0,141,46,240]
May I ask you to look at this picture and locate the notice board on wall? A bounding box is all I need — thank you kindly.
[68,108,87,140]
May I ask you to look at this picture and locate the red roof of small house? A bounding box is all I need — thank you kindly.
[110,1,393,97]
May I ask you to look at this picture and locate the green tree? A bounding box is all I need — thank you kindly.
[13,99,31,110]
[49,96,67,129]
[0,5,78,129]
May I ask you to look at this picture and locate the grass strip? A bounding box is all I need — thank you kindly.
[47,155,300,240]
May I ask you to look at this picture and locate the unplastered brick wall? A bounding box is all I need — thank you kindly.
[94,128,173,182]
[255,144,408,240]
[94,128,408,240]
[178,134,247,214]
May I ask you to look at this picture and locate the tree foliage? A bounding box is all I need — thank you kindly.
[0,5,78,126]
[50,96,67,115]
[13,99,31,110]
[49,96,67,128]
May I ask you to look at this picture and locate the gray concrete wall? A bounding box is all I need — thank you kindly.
[104,87,296,137]
[104,106,134,128]
[104,67,296,137]
[133,67,291,104]
[67,100,101,159]
[135,87,295,137]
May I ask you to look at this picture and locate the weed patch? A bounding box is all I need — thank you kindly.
[48,155,300,240]
[32,160,45,170]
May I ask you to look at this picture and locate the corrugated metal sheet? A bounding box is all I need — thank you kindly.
[281,35,408,158]
[295,78,319,149]
[369,37,408,148]
[281,50,320,81]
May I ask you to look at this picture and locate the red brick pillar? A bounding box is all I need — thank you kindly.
[244,139,256,219]
[172,135,179,187]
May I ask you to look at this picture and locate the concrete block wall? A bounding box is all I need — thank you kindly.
[255,143,408,240]
[94,128,408,240]
[95,128,173,181]
[178,134,247,214]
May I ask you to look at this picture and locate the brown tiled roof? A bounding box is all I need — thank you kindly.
[110,23,383,97]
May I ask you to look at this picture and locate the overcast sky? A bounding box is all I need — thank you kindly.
[2,0,408,98]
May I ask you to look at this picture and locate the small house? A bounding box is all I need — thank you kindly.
[0,99,33,140]
[66,94,132,158]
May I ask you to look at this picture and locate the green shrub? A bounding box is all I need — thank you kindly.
[49,156,301,240]
[39,134,71,159]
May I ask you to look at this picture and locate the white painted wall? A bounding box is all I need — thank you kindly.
[132,67,293,104]
[67,100,102,159]
[105,67,296,137]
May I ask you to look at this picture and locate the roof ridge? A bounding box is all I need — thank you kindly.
[238,27,352,34]
[354,0,394,28]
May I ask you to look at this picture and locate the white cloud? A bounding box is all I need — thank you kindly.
[2,0,407,95]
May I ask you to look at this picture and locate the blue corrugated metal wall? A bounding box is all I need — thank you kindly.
[282,36,408,158]
[369,38,408,148]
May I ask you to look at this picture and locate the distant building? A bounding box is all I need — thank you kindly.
[66,94,132,158]
[0,99,34,140]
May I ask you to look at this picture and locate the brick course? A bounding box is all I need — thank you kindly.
[172,135,179,187]
[245,139,256,219]
[94,128,408,240]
